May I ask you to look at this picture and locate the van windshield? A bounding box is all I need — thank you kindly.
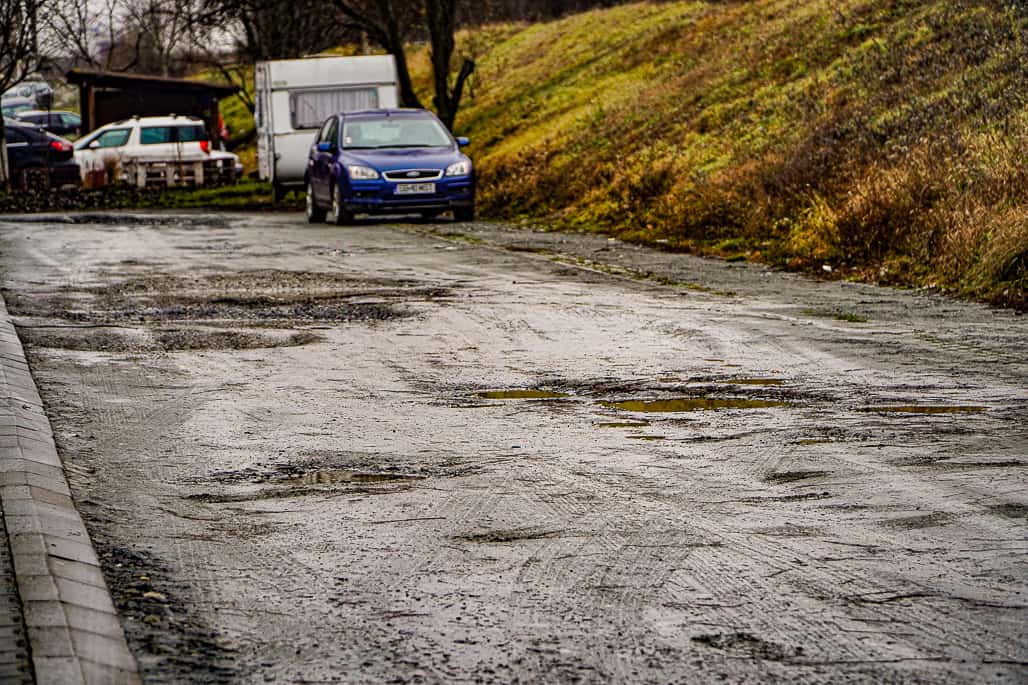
[342,118,451,149]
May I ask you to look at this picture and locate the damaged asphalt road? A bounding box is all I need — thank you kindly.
[0,211,1025,684]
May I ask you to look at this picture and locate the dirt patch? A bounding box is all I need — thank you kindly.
[93,544,236,684]
[16,326,322,352]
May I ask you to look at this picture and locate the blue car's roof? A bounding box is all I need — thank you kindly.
[340,108,436,120]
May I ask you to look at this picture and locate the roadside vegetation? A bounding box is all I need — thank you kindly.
[439,0,1026,308]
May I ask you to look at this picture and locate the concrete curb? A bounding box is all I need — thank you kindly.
[0,295,141,685]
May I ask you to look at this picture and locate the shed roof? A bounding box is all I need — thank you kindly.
[66,69,238,97]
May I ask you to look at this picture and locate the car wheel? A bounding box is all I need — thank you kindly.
[420,211,440,221]
[454,206,475,222]
[306,181,326,223]
[331,183,353,226]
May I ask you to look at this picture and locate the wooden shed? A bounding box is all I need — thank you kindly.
[66,69,238,139]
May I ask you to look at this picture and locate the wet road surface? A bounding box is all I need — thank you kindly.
[0,212,1025,684]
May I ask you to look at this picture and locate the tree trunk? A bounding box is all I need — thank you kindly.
[0,117,9,191]
[426,0,474,130]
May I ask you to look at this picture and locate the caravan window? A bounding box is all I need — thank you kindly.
[290,88,379,129]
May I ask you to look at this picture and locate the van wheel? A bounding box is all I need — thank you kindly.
[306,182,326,223]
[331,184,353,226]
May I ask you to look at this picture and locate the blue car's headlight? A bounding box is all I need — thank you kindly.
[445,160,471,177]
[347,165,379,180]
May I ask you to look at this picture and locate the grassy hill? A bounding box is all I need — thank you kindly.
[435,0,1026,307]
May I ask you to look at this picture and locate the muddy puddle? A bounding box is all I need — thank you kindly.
[475,389,570,400]
[593,421,651,428]
[601,397,791,412]
[718,378,785,386]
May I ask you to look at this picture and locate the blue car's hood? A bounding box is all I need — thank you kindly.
[343,147,462,171]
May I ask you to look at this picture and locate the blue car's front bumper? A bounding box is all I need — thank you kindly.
[344,176,474,214]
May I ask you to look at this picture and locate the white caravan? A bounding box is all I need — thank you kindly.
[255,55,399,200]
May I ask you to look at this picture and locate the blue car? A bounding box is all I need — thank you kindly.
[305,108,475,225]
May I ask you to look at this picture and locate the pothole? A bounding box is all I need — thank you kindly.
[272,469,423,486]
[764,470,830,484]
[857,405,987,414]
[7,270,450,326]
[183,454,434,503]
[452,527,561,544]
[691,632,796,661]
[475,389,570,400]
[600,397,791,412]
[626,435,666,441]
[987,503,1028,519]
[718,378,785,386]
[17,326,322,352]
[879,512,957,529]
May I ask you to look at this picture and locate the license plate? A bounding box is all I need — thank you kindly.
[395,182,435,195]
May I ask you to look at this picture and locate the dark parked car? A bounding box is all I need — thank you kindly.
[13,110,81,138]
[305,108,474,224]
[2,120,80,190]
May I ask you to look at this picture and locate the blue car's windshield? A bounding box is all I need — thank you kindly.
[342,118,452,149]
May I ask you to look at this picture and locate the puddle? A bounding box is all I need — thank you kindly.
[626,435,666,441]
[476,390,569,400]
[273,469,423,486]
[858,405,987,414]
[600,397,790,412]
[594,421,651,428]
[720,378,784,386]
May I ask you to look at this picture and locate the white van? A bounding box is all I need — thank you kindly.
[255,55,399,201]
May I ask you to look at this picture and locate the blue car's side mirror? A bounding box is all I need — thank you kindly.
[456,137,470,148]
[317,141,335,153]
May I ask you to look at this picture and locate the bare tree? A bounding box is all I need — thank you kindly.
[331,0,474,130]
[1,0,50,189]
[47,0,133,71]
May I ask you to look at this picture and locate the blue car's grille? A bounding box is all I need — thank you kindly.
[383,169,443,181]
